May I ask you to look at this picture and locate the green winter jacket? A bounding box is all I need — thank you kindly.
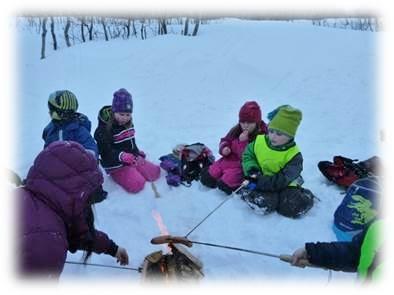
[242,135,303,191]
[358,220,383,281]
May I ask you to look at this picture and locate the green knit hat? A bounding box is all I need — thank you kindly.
[268,105,302,137]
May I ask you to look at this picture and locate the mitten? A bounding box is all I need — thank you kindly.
[120,152,137,166]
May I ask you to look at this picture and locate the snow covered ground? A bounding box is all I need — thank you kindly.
[13,18,380,285]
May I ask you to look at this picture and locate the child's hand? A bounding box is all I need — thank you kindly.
[115,247,129,266]
[222,147,231,156]
[239,130,249,141]
[291,247,309,267]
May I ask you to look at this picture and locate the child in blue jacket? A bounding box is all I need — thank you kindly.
[42,90,106,203]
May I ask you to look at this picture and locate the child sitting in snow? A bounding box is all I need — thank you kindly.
[94,88,160,193]
[200,101,268,194]
[42,90,107,203]
[240,105,315,218]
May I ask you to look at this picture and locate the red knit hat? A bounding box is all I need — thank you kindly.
[239,101,262,123]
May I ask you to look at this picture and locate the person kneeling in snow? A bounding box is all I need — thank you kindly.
[94,88,160,193]
[17,141,129,278]
[239,105,315,218]
[200,101,267,194]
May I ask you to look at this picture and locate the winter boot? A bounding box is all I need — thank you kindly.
[200,167,218,188]
[242,190,278,215]
[277,187,314,218]
[217,180,233,195]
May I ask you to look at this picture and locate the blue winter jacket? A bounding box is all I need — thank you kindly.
[42,113,99,159]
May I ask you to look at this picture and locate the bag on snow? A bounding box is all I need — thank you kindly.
[318,155,381,188]
[333,176,380,241]
[159,143,215,186]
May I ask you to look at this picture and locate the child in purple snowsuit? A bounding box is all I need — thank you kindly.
[18,141,129,278]
[94,88,160,193]
[200,101,268,194]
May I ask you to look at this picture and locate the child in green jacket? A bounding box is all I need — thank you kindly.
[240,105,315,218]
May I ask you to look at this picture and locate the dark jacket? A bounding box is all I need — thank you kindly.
[94,106,140,172]
[19,141,118,277]
[42,113,99,159]
[305,228,366,272]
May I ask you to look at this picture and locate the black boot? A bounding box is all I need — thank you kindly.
[200,167,218,188]
[217,180,233,195]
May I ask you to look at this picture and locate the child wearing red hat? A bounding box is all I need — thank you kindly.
[200,101,268,194]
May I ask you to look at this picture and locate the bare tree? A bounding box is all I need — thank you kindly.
[80,17,86,42]
[125,18,131,38]
[64,17,71,47]
[132,19,137,37]
[50,16,57,50]
[159,18,167,35]
[140,20,146,40]
[101,17,109,41]
[184,17,189,35]
[40,17,47,59]
[88,17,94,41]
[192,18,200,36]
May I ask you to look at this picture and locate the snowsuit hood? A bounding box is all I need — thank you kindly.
[24,141,103,222]
[97,105,113,126]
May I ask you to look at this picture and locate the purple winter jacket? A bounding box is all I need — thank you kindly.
[18,141,118,278]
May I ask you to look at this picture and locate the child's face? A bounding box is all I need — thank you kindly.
[268,129,292,146]
[114,112,132,126]
[240,122,257,134]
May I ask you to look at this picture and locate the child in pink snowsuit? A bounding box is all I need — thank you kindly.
[200,101,268,194]
[94,88,160,193]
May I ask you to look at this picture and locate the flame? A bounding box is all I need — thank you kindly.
[152,209,171,253]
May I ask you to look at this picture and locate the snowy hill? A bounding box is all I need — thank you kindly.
[15,18,379,284]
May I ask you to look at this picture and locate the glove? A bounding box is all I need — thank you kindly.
[245,182,257,191]
[247,168,261,181]
[120,152,137,166]
[135,155,146,166]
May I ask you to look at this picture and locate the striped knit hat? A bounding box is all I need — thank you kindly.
[48,90,79,120]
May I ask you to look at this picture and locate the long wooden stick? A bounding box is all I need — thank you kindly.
[151,182,160,198]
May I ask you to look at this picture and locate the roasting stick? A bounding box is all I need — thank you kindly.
[151,182,161,198]
[150,235,314,268]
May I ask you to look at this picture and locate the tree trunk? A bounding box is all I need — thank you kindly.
[50,17,57,50]
[140,22,146,40]
[101,17,109,41]
[40,17,47,59]
[161,19,167,34]
[88,17,94,41]
[132,20,137,37]
[80,17,86,42]
[192,18,200,36]
[125,18,131,38]
[184,17,189,36]
[64,17,71,47]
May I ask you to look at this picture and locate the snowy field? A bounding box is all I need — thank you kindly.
[13,18,381,286]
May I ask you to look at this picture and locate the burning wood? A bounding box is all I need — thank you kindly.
[141,243,204,282]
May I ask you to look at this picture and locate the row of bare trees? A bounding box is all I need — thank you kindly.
[22,16,202,59]
[311,18,381,32]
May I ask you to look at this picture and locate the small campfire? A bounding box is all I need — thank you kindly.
[146,210,204,282]
[140,240,204,282]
